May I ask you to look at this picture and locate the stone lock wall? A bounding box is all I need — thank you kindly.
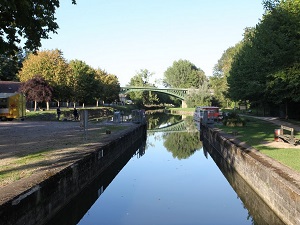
[201,124,300,225]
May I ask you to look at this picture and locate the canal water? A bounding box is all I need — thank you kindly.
[46,114,284,225]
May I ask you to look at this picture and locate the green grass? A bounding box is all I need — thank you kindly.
[26,110,57,121]
[0,151,47,184]
[215,117,300,172]
[169,107,195,112]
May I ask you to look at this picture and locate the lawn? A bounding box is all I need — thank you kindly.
[215,117,300,172]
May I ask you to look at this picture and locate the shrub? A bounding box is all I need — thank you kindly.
[222,112,246,127]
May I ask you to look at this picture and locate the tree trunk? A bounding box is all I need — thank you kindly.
[285,101,288,119]
[46,101,49,110]
[34,101,37,111]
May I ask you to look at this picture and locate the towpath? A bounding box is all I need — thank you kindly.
[246,116,300,131]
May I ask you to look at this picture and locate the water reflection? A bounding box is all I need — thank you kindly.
[163,132,202,159]
[147,114,202,159]
[146,111,182,130]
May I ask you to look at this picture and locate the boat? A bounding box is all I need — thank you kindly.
[193,106,221,123]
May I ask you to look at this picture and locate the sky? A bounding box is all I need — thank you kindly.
[41,0,265,86]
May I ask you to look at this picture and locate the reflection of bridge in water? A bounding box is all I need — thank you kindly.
[148,121,187,133]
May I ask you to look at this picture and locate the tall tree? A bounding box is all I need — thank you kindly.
[19,75,53,111]
[163,59,206,88]
[18,49,70,105]
[0,0,76,57]
[0,49,25,81]
[228,0,300,117]
[69,60,99,106]
[210,44,241,107]
[128,69,158,106]
[185,80,211,108]
[100,73,120,104]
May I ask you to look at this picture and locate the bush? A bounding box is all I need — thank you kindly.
[222,112,246,127]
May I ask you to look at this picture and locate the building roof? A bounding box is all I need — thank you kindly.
[0,81,21,93]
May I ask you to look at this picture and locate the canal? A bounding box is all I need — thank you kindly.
[46,113,284,225]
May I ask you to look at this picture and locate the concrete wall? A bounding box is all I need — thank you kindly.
[0,124,147,225]
[201,124,300,225]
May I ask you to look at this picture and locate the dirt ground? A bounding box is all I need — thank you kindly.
[0,120,135,204]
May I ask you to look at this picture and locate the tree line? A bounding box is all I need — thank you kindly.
[17,49,120,110]
[210,0,300,118]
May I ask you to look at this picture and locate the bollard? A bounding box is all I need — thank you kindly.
[274,129,281,141]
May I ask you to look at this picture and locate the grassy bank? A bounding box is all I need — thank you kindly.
[215,117,300,172]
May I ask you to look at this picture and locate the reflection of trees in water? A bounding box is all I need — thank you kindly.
[146,112,182,130]
[163,132,202,159]
[184,116,199,132]
[146,113,202,159]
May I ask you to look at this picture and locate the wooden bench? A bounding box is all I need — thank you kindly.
[278,125,299,145]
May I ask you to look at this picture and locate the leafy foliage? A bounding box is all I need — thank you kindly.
[227,0,300,117]
[19,75,53,110]
[210,44,241,107]
[98,71,120,103]
[185,81,211,107]
[0,50,25,81]
[222,112,246,127]
[128,69,159,106]
[0,0,76,57]
[18,49,71,102]
[18,50,120,107]
[163,59,206,88]
[69,60,99,105]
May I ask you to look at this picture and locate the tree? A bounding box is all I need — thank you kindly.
[19,75,53,111]
[185,80,211,107]
[228,0,300,117]
[0,50,25,81]
[128,69,159,106]
[163,59,206,88]
[18,49,71,105]
[94,68,121,104]
[210,44,241,108]
[0,0,76,57]
[69,60,99,106]
[100,73,120,103]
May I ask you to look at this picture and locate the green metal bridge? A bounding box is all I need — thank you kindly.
[120,86,189,107]
[120,86,189,100]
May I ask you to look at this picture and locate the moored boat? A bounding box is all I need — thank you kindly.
[193,106,221,123]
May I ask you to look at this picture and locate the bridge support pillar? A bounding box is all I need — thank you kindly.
[181,100,187,108]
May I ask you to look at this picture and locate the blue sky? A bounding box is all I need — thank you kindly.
[41,0,265,86]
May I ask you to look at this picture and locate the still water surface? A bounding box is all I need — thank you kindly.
[48,114,284,225]
[78,134,252,225]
